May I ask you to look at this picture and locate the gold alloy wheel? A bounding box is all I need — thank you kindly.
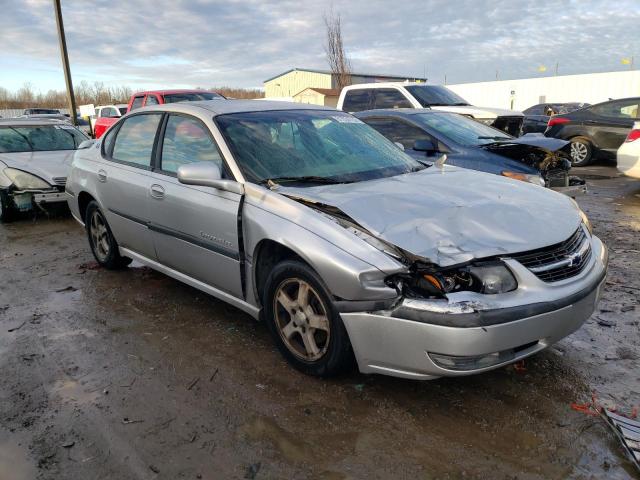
[89,209,110,262]
[273,278,331,361]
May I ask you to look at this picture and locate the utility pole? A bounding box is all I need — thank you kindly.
[53,0,77,125]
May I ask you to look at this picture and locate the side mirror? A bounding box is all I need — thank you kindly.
[413,139,438,153]
[177,162,243,195]
[78,139,96,149]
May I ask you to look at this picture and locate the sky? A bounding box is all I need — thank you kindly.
[1,0,639,94]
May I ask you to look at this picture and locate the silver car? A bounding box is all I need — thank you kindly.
[66,101,608,380]
[0,118,88,222]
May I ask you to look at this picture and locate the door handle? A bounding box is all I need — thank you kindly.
[150,184,165,199]
[97,169,107,183]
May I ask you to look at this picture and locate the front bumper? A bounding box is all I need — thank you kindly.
[341,235,608,380]
[1,187,68,214]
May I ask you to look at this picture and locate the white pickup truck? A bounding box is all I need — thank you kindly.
[89,104,128,131]
[338,83,524,137]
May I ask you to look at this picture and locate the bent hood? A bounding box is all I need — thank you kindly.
[431,105,524,119]
[0,150,74,186]
[282,167,581,267]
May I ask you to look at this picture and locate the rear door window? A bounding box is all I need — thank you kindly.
[111,114,162,168]
[591,99,640,119]
[145,95,159,106]
[159,114,225,175]
[130,96,144,111]
[372,89,413,109]
[342,89,373,112]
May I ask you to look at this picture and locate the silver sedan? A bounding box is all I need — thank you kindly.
[65,100,608,380]
[0,118,88,222]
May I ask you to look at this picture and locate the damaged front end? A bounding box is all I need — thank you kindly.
[481,138,586,196]
[0,167,67,221]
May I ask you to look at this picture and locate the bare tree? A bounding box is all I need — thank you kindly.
[323,8,352,90]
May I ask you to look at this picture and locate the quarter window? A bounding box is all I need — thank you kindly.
[160,115,224,174]
[111,114,162,167]
[342,89,373,112]
[373,89,413,109]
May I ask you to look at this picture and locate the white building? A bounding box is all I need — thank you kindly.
[447,70,640,111]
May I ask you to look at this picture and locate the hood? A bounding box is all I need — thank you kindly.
[0,150,75,186]
[430,105,524,119]
[281,167,581,267]
[479,135,571,173]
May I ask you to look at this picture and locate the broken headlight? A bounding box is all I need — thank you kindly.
[395,262,517,297]
[501,171,545,187]
[4,168,50,190]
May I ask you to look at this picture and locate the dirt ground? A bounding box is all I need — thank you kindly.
[1,162,639,480]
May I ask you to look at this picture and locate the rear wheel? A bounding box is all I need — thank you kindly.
[569,136,593,167]
[263,260,353,377]
[85,201,131,269]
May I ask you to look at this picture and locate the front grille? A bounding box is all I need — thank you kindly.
[510,227,592,282]
[492,116,524,137]
[52,177,67,187]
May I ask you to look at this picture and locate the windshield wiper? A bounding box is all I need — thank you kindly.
[477,136,509,140]
[9,127,34,150]
[260,176,348,188]
[452,102,471,106]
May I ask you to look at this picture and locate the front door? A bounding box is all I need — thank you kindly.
[146,113,243,297]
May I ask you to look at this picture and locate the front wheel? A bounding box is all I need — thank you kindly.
[263,261,353,377]
[85,201,131,269]
[0,192,15,223]
[569,137,593,167]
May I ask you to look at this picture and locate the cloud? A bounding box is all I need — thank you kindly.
[1,0,639,92]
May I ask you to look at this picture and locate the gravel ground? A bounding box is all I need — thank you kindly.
[0,163,638,480]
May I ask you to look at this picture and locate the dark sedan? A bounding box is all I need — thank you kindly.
[356,109,582,194]
[522,103,589,135]
[544,97,640,166]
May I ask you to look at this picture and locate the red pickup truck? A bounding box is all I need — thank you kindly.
[93,89,225,138]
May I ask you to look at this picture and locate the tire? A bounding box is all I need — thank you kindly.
[263,260,353,377]
[568,136,593,167]
[85,201,131,269]
[0,191,15,223]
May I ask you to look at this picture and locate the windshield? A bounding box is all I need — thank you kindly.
[0,124,88,153]
[216,110,422,184]
[413,112,512,146]
[405,85,470,107]
[163,92,223,103]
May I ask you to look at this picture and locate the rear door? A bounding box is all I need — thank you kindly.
[99,112,162,259]
[146,113,243,297]
[587,99,639,152]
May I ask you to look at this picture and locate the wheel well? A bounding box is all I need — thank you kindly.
[77,192,95,223]
[253,240,305,306]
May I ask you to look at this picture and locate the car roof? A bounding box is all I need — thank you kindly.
[343,82,439,90]
[141,99,334,116]
[355,108,445,118]
[0,117,71,126]
[131,89,218,96]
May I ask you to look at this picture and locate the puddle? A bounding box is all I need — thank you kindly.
[50,379,100,404]
[0,430,36,480]
[239,416,314,463]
